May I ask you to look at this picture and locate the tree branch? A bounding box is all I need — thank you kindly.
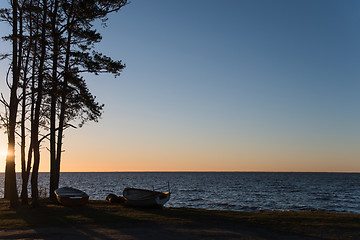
[38,123,76,143]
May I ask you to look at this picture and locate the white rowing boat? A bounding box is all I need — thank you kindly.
[123,186,170,208]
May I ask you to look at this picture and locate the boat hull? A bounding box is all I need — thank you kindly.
[56,195,89,207]
[55,187,89,207]
[123,188,170,208]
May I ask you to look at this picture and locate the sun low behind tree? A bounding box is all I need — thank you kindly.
[0,0,127,207]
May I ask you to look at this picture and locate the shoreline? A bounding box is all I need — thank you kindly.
[1,199,359,239]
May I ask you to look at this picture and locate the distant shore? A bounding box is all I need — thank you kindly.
[0,199,359,239]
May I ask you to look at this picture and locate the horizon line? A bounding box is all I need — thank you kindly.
[1,171,359,173]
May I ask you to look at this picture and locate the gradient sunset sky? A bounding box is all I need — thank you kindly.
[1,0,360,172]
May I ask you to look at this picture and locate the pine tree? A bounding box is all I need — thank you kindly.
[1,0,127,206]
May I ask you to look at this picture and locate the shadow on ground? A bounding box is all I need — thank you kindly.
[0,199,353,239]
[0,200,204,239]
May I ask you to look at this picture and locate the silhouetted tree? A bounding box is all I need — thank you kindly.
[4,0,20,208]
[30,0,48,207]
[48,0,127,200]
[49,0,60,202]
[21,0,42,205]
[1,0,127,206]
[1,0,42,206]
[19,0,32,205]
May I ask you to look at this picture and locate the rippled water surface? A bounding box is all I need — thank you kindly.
[0,172,359,213]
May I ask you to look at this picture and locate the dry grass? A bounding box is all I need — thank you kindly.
[0,199,359,239]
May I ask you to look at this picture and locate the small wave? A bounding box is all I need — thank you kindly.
[214,202,237,209]
[239,205,268,212]
[189,198,204,202]
[179,189,205,193]
[191,189,204,192]
[291,205,318,211]
[315,197,331,201]
[218,202,229,206]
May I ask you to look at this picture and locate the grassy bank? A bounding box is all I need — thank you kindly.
[0,199,359,239]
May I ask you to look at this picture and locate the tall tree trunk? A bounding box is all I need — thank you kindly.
[4,0,20,208]
[55,3,74,192]
[19,3,28,205]
[50,0,59,200]
[24,61,36,203]
[24,0,39,204]
[20,0,35,204]
[31,0,47,207]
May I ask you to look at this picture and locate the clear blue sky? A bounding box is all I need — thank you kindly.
[1,0,360,172]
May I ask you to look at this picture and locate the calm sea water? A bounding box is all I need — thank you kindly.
[0,172,359,213]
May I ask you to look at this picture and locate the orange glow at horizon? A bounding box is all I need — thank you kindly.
[55,144,360,173]
[0,151,359,173]
[1,126,360,173]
